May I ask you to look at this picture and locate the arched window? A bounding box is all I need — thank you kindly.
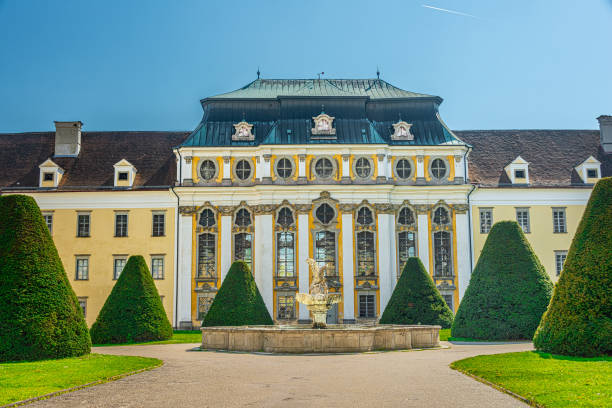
[199,209,216,227]
[197,233,216,278]
[433,207,450,225]
[277,207,294,228]
[397,207,414,226]
[356,206,374,226]
[235,208,251,227]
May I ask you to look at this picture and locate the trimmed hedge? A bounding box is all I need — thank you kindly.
[90,255,172,344]
[0,195,91,362]
[451,221,553,340]
[534,177,612,356]
[203,261,273,326]
[380,257,454,328]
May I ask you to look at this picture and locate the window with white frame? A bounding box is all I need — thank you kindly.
[78,297,87,317]
[479,208,492,233]
[77,213,90,237]
[75,256,89,280]
[396,206,417,276]
[553,208,567,233]
[276,207,295,278]
[355,207,376,277]
[314,231,336,276]
[113,256,127,280]
[198,233,216,279]
[115,213,128,237]
[152,212,165,236]
[233,208,253,271]
[516,208,530,233]
[42,212,53,235]
[555,251,568,276]
[277,293,295,320]
[432,206,453,277]
[151,256,164,279]
[358,293,376,318]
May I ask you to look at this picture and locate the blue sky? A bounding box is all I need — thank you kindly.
[1,0,611,132]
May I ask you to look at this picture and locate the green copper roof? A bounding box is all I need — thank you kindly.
[207,79,438,100]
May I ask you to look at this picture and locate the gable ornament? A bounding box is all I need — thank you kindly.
[391,120,414,141]
[232,120,255,141]
[311,110,336,137]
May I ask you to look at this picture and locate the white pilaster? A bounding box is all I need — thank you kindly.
[255,157,262,181]
[455,211,471,301]
[222,156,231,181]
[262,155,271,178]
[342,155,350,177]
[183,156,193,182]
[416,155,425,179]
[254,214,273,315]
[377,154,386,179]
[377,213,395,315]
[298,155,306,179]
[341,212,355,322]
[298,212,310,321]
[220,215,232,283]
[177,214,193,325]
[417,212,430,274]
[454,155,464,182]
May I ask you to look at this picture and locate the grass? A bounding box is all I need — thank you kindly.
[439,328,450,341]
[451,351,612,407]
[93,330,201,347]
[0,353,161,406]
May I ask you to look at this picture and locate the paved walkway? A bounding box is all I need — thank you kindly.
[33,342,533,408]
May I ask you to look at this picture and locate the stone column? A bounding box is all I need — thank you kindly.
[254,210,274,316]
[219,209,233,283]
[297,209,310,322]
[455,205,471,301]
[340,206,355,323]
[376,206,396,315]
[416,205,430,274]
[222,156,231,186]
[298,154,307,184]
[177,210,193,328]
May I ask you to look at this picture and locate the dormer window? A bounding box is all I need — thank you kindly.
[391,120,414,141]
[232,120,254,141]
[113,159,137,188]
[504,156,530,185]
[574,156,601,184]
[39,158,64,188]
[311,111,336,139]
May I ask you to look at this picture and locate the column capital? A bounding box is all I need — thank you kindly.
[374,203,395,214]
[179,206,197,216]
[338,203,356,213]
[217,205,234,216]
[184,156,193,164]
[222,156,231,164]
[415,204,430,214]
[253,204,276,215]
[453,204,469,214]
[295,204,311,214]
[417,155,424,163]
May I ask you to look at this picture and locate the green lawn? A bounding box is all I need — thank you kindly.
[0,353,161,406]
[439,328,450,341]
[451,351,612,407]
[93,330,201,347]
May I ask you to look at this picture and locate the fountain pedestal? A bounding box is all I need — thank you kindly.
[296,293,341,328]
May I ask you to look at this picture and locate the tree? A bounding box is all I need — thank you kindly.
[0,195,91,362]
[451,221,553,340]
[534,177,612,356]
[203,261,273,326]
[90,255,172,344]
[380,257,454,328]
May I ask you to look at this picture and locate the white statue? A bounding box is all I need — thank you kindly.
[296,258,342,328]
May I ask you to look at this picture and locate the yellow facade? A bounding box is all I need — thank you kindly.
[472,204,585,281]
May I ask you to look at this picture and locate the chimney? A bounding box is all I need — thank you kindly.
[597,115,612,154]
[54,121,82,157]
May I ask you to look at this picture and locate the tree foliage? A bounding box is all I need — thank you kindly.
[451,221,553,340]
[90,255,172,344]
[203,261,273,326]
[534,177,612,356]
[0,195,91,362]
[380,257,454,328]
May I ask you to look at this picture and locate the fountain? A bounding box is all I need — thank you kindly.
[295,259,341,328]
[200,258,441,353]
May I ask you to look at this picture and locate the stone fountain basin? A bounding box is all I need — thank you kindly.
[200,324,441,353]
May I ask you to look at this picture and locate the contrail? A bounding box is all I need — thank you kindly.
[422,4,479,19]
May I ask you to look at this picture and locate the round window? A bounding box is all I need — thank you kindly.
[235,159,252,181]
[200,159,216,181]
[315,203,335,224]
[395,159,412,179]
[276,158,293,179]
[355,157,371,178]
[314,158,334,179]
[430,159,447,180]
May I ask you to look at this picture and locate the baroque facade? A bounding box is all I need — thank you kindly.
[1,78,610,328]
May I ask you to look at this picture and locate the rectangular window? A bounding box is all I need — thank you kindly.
[118,172,129,180]
[78,297,87,317]
[397,231,416,277]
[356,231,376,277]
[358,294,376,318]
[152,213,165,237]
[516,208,530,233]
[43,172,54,181]
[234,233,253,271]
[197,295,214,320]
[586,169,598,178]
[515,169,526,179]
[314,230,336,277]
[276,232,295,277]
[42,213,53,235]
[553,208,567,233]
[442,295,453,311]
[75,256,89,280]
[555,251,568,276]
[77,213,90,237]
[115,213,128,237]
[277,294,295,320]
[197,233,216,278]
[113,257,127,280]
[151,256,164,279]
[479,208,492,234]
[433,231,453,277]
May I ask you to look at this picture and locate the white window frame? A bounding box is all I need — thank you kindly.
[114,211,129,237]
[76,212,91,237]
[75,255,90,280]
[78,297,87,318]
[113,255,127,280]
[357,291,377,319]
[479,208,493,234]
[516,207,531,234]
[152,211,166,237]
[554,250,568,276]
[552,208,567,233]
[151,255,165,280]
[42,212,53,235]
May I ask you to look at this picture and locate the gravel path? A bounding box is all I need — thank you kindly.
[32,341,533,407]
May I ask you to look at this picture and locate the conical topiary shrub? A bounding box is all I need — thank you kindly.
[0,195,91,362]
[380,257,454,328]
[203,261,273,326]
[90,255,172,344]
[451,221,553,340]
[534,178,612,357]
